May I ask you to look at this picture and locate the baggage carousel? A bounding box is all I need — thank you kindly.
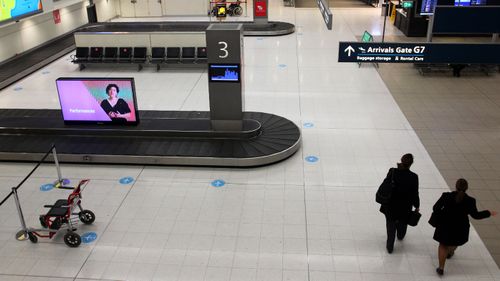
[0,21,295,90]
[78,21,295,36]
[0,109,301,167]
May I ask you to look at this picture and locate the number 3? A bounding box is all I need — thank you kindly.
[218,41,228,58]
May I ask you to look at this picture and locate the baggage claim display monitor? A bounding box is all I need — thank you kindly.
[56,77,140,125]
[0,0,43,25]
[209,64,241,82]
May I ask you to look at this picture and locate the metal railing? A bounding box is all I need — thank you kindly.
[0,145,67,241]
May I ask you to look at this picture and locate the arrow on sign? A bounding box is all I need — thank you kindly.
[344,46,355,57]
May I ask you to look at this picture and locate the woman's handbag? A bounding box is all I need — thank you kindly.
[428,210,442,228]
[408,210,421,227]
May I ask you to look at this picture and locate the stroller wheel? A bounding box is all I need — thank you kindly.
[227,4,235,16]
[64,232,81,248]
[39,215,47,228]
[28,232,38,243]
[79,210,96,225]
[233,5,243,16]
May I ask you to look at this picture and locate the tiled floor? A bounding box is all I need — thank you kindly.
[377,61,500,265]
[0,1,499,280]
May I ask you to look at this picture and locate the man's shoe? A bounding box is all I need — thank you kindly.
[386,245,393,254]
[436,268,444,276]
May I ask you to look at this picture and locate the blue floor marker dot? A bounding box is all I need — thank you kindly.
[211,179,225,188]
[119,177,134,184]
[303,122,314,128]
[42,70,50,74]
[278,64,287,68]
[81,232,98,244]
[305,156,319,163]
[257,37,264,40]
[40,184,54,192]
[13,86,23,91]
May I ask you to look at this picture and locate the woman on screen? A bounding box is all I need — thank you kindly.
[100,84,131,121]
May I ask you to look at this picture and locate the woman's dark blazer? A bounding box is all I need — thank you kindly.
[380,168,420,222]
[433,192,490,246]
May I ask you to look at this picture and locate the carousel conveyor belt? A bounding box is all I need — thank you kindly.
[78,21,296,36]
[0,33,76,91]
[0,109,301,167]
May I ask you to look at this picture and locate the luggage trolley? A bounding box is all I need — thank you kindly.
[28,179,95,247]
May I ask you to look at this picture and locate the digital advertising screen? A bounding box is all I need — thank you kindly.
[454,0,471,5]
[420,0,437,14]
[0,0,43,25]
[56,78,140,125]
[454,0,486,5]
[209,64,241,83]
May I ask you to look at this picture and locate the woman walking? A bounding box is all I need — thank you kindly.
[432,178,497,275]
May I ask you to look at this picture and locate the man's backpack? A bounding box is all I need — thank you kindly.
[376,168,396,205]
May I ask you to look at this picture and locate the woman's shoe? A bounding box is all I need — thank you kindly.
[436,268,444,276]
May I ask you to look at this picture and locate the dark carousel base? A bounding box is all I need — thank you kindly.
[0,109,301,167]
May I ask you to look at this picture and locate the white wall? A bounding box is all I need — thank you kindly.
[94,0,120,21]
[162,0,208,16]
[0,0,118,63]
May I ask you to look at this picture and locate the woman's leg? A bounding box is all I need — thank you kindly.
[448,246,457,258]
[438,243,448,270]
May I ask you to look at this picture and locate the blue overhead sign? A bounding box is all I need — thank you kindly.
[338,42,500,64]
[317,0,332,30]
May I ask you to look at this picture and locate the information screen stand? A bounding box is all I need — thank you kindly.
[206,24,245,131]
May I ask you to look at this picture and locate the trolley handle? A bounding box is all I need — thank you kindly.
[77,179,91,192]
